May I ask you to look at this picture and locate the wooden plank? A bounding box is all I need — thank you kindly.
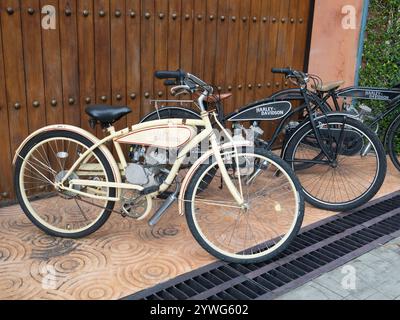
[214,0,229,97]
[284,0,300,69]
[180,0,194,71]
[281,0,299,92]
[264,0,282,98]
[77,0,96,134]
[259,0,283,140]
[203,0,218,84]
[0,10,13,201]
[244,0,262,104]
[255,0,271,101]
[140,0,155,114]
[154,0,169,102]
[20,0,46,133]
[223,0,241,113]
[126,0,141,125]
[234,0,251,108]
[40,0,64,125]
[94,0,111,136]
[192,0,207,79]
[110,0,127,131]
[166,0,181,99]
[272,0,291,93]
[59,0,80,127]
[0,0,29,156]
[292,0,311,72]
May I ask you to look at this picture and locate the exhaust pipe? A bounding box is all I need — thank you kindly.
[148,182,180,226]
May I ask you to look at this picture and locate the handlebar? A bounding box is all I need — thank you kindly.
[155,69,213,95]
[271,68,293,76]
[154,69,186,81]
[272,67,309,87]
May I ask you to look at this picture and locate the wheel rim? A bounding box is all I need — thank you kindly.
[389,123,400,169]
[291,122,379,206]
[19,137,110,234]
[189,153,301,260]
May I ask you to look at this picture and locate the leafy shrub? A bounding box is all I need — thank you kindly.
[359,0,400,139]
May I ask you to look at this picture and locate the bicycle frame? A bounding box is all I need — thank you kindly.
[227,87,339,164]
[54,111,245,207]
[143,87,347,167]
[323,87,400,128]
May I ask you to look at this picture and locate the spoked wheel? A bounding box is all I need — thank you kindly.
[387,116,400,172]
[292,129,363,171]
[14,130,116,238]
[284,115,387,211]
[184,149,304,264]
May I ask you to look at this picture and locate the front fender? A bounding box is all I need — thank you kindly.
[281,112,361,159]
[177,141,253,215]
[13,124,122,185]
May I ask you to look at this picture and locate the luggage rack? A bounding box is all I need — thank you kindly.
[149,99,197,120]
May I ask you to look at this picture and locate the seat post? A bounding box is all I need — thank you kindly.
[107,125,128,169]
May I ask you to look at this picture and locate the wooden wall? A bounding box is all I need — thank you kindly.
[0,0,313,202]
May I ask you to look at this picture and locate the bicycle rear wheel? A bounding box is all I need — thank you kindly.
[284,115,387,211]
[14,130,116,238]
[184,149,304,264]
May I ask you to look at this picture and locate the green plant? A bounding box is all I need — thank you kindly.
[359,0,400,139]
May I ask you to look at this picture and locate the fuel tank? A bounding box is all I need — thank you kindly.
[227,101,292,122]
[115,124,197,148]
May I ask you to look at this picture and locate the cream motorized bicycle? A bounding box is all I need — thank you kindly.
[13,71,304,264]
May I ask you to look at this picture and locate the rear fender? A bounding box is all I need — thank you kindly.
[13,124,122,186]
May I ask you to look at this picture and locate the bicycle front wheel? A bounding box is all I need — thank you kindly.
[184,149,304,264]
[387,116,400,172]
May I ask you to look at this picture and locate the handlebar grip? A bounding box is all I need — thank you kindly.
[271,68,292,75]
[154,69,186,80]
[164,79,178,86]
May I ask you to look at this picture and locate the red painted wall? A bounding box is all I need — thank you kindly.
[308,0,364,86]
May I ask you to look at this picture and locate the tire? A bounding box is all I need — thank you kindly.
[184,148,304,264]
[284,115,387,211]
[14,130,116,238]
[387,116,400,172]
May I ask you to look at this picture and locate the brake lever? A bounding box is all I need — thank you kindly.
[170,85,191,96]
[172,89,189,97]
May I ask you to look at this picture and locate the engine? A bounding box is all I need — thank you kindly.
[125,147,169,188]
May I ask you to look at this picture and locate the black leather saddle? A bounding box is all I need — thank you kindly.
[85,105,132,126]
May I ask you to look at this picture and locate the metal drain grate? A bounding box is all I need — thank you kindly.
[123,192,400,300]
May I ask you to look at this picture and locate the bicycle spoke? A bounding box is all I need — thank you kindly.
[189,152,301,261]
[18,136,111,234]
